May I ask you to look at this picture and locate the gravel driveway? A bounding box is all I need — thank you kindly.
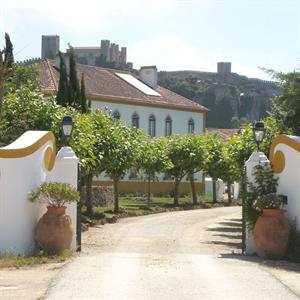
[42,207,300,300]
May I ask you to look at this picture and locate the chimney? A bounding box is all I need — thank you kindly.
[139,66,157,88]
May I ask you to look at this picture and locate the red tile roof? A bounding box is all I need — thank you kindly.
[206,128,239,140]
[36,59,208,113]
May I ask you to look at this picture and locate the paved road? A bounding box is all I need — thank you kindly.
[45,207,300,300]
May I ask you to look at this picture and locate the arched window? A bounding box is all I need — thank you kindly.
[148,114,156,137]
[188,118,195,134]
[132,112,139,128]
[165,116,172,136]
[113,110,121,124]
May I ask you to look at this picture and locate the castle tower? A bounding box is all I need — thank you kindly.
[110,43,119,63]
[217,62,231,74]
[41,35,60,59]
[100,40,110,62]
[120,47,127,65]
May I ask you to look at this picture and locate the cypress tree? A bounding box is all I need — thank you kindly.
[80,74,88,113]
[4,33,14,69]
[68,46,80,107]
[56,52,68,106]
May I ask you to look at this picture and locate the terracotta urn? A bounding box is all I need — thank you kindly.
[253,208,290,259]
[35,206,73,254]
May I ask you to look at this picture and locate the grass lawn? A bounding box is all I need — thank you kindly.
[0,249,73,269]
[82,194,230,223]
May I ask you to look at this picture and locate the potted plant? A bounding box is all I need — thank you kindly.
[29,182,80,254]
[253,193,290,259]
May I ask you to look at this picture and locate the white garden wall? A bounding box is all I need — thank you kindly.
[270,135,300,230]
[0,131,78,255]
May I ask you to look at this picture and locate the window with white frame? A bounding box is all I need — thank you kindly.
[165,116,172,136]
[132,112,139,128]
[188,118,195,134]
[113,110,121,124]
[148,114,156,137]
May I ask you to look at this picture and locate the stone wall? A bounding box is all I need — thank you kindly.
[81,186,114,207]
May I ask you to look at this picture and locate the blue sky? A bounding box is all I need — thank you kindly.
[1,0,299,79]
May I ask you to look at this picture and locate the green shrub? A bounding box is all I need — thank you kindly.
[29,182,79,207]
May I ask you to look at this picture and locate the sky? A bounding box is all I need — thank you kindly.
[1,0,299,80]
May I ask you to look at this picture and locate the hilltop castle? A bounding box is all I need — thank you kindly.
[41,35,132,69]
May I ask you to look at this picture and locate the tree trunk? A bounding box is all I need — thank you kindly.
[227,183,232,205]
[212,178,217,204]
[174,178,180,206]
[189,173,198,205]
[113,176,119,213]
[85,173,93,216]
[147,173,151,205]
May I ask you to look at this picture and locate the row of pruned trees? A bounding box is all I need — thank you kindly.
[0,34,282,215]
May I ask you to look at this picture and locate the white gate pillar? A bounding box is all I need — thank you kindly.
[46,147,79,249]
[244,151,269,255]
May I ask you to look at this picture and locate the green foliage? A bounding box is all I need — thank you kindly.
[249,163,278,197]
[68,46,81,107]
[165,135,205,205]
[56,52,68,107]
[202,134,225,180]
[4,33,14,68]
[252,193,286,212]
[0,32,14,118]
[270,71,300,135]
[137,137,171,177]
[80,74,88,113]
[244,163,278,230]
[29,182,80,207]
[0,86,58,146]
[5,64,41,92]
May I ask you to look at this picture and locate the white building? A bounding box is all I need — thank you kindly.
[37,61,208,195]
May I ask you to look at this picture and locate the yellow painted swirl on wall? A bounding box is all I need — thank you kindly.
[270,134,300,174]
[0,131,56,171]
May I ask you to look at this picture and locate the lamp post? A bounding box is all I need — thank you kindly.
[61,115,74,146]
[60,115,82,251]
[252,121,266,152]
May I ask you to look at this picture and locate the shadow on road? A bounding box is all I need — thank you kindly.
[220,253,300,274]
[204,217,243,251]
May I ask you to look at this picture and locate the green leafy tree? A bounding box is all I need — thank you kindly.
[202,135,225,203]
[165,135,201,206]
[4,33,14,69]
[0,33,14,118]
[270,71,300,135]
[0,86,58,147]
[137,137,171,203]
[100,122,144,213]
[219,143,240,205]
[4,64,41,92]
[183,135,205,205]
[56,52,68,107]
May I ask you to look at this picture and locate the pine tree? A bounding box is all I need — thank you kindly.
[68,46,80,107]
[80,74,88,113]
[56,52,68,106]
[0,33,14,118]
[4,33,14,68]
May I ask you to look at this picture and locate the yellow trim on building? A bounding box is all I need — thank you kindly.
[270,134,300,174]
[0,131,56,171]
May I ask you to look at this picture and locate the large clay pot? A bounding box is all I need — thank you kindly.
[35,206,73,254]
[253,208,290,259]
